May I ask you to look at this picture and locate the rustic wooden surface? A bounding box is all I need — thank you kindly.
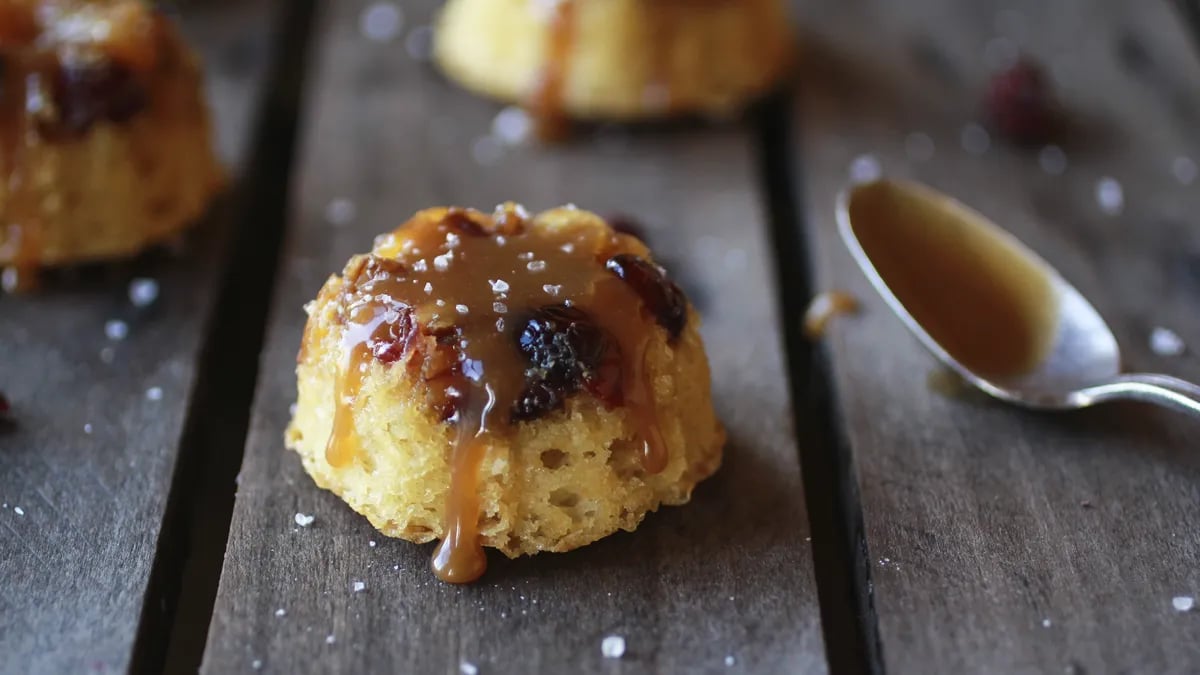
[794,0,1200,672]
[0,2,280,673]
[200,0,826,673]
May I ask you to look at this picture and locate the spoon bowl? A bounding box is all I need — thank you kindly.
[837,178,1200,417]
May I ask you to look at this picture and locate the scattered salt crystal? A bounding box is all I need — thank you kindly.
[725,655,736,667]
[983,36,1019,71]
[145,387,163,402]
[1095,177,1124,215]
[849,154,881,183]
[275,608,286,617]
[601,635,626,659]
[472,136,503,165]
[412,259,428,272]
[423,282,433,294]
[526,260,546,272]
[460,662,479,675]
[294,513,315,527]
[84,423,93,434]
[325,198,357,226]
[493,302,507,314]
[1038,145,1067,175]
[542,284,562,296]
[1173,596,1195,612]
[105,319,129,341]
[369,540,377,548]
[326,634,336,644]
[404,25,434,61]
[492,106,533,146]
[289,403,298,416]
[1041,618,1052,627]
[1150,327,1186,357]
[359,2,403,42]
[961,123,991,155]
[434,253,453,271]
[128,278,159,307]
[490,279,509,293]
[1173,156,1197,185]
[13,506,24,516]
[905,132,935,161]
[455,304,469,315]
[252,659,263,670]
[352,581,366,593]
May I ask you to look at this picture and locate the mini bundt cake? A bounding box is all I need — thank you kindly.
[434,0,793,131]
[287,204,725,583]
[0,0,222,276]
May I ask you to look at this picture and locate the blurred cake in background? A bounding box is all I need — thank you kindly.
[435,0,793,135]
[0,0,222,282]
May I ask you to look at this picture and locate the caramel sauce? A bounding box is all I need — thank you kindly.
[529,0,576,141]
[0,0,160,278]
[322,205,679,583]
[848,180,1058,378]
[803,290,859,339]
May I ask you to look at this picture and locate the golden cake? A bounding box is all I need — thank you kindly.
[0,0,222,275]
[435,0,793,129]
[286,204,724,583]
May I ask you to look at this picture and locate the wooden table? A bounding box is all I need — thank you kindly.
[2,1,1198,673]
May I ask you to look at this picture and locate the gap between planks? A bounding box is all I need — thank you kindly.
[131,2,321,674]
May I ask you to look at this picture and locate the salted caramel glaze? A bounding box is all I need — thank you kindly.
[1,0,163,280]
[315,205,688,583]
[848,180,1059,379]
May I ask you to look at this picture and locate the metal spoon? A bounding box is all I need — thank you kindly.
[837,178,1200,417]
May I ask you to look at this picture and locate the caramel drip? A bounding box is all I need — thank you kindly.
[529,0,575,140]
[321,206,675,584]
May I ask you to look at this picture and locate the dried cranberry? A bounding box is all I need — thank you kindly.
[43,58,147,138]
[368,307,418,364]
[442,210,489,237]
[512,304,620,421]
[605,213,648,242]
[984,60,1058,144]
[605,254,688,340]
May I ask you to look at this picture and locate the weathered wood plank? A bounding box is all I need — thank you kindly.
[202,1,825,672]
[0,3,280,673]
[794,0,1200,672]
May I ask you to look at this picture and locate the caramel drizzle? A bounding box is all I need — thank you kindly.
[529,0,576,140]
[320,207,673,583]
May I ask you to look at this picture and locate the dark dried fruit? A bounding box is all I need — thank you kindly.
[442,209,489,237]
[605,254,688,340]
[984,60,1058,144]
[43,58,147,138]
[368,307,417,364]
[512,304,620,421]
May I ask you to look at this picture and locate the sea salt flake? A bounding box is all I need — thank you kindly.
[325,198,357,226]
[542,284,562,296]
[405,25,434,61]
[601,635,626,659]
[275,608,286,617]
[105,319,129,341]
[1095,177,1124,215]
[492,106,533,146]
[460,662,479,675]
[145,387,163,401]
[84,423,93,434]
[455,304,469,315]
[13,506,24,516]
[961,123,991,155]
[434,253,453,271]
[1150,327,1186,357]
[294,513,315,527]
[369,540,377,548]
[526,260,546,272]
[1041,618,1052,627]
[493,302,507,314]
[905,132,935,161]
[128,278,159,307]
[252,659,263,670]
[725,655,736,667]
[359,2,403,42]
[352,581,367,593]
[490,279,510,293]
[1173,596,1195,612]
[849,154,881,183]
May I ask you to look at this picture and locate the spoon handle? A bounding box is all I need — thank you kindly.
[1077,373,1200,418]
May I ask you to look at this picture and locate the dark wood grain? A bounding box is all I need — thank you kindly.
[793,0,1200,672]
[202,1,825,672]
[0,3,279,673]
